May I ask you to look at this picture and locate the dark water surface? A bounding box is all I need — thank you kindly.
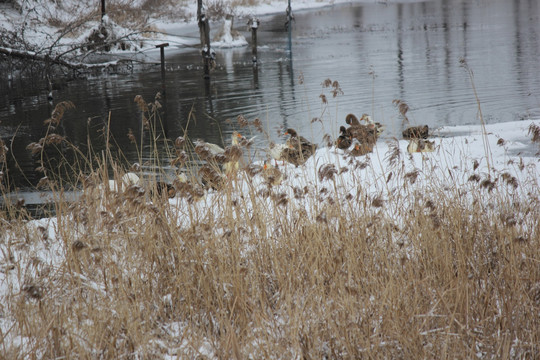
[1,0,539,194]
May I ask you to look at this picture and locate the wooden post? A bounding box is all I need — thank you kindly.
[249,18,259,64]
[197,0,213,79]
[101,0,106,20]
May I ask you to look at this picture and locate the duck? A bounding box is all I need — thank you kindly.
[407,138,435,153]
[345,114,383,142]
[268,141,290,164]
[268,141,310,167]
[346,113,385,138]
[105,172,141,192]
[195,131,245,176]
[403,125,429,139]
[336,126,352,150]
[349,138,374,157]
[284,128,318,158]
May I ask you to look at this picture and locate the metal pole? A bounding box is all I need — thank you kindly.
[155,43,169,78]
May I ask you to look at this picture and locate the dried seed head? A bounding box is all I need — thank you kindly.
[22,284,43,300]
[253,118,264,132]
[134,95,148,112]
[385,139,401,167]
[501,172,518,188]
[175,136,186,149]
[26,142,43,155]
[318,163,337,181]
[194,141,213,161]
[528,123,540,144]
[257,187,270,198]
[371,196,384,208]
[480,178,496,192]
[72,240,87,251]
[425,199,435,211]
[237,115,249,128]
[246,163,263,177]
[37,176,50,190]
[0,139,8,163]
[404,170,419,184]
[171,151,188,167]
[43,133,65,146]
[199,164,225,190]
[392,99,409,116]
[44,101,75,126]
[127,128,136,143]
[316,211,327,223]
[271,192,288,206]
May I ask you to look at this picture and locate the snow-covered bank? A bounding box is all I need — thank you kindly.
[1,119,539,358]
[0,0,362,58]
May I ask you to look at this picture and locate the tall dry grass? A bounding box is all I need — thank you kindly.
[1,90,539,359]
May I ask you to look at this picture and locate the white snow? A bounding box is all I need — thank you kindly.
[1,0,539,357]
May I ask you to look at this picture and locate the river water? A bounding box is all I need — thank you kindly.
[1,0,539,195]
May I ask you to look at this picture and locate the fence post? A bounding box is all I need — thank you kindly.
[198,0,213,79]
[249,18,259,64]
[101,0,106,20]
[286,0,293,52]
[155,43,169,79]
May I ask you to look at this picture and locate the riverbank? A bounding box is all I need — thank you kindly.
[1,115,539,358]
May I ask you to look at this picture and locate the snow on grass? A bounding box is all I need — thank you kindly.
[1,119,538,357]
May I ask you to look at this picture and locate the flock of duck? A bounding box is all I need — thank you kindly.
[268,113,432,167]
[95,114,433,199]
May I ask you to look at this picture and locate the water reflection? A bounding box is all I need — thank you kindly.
[1,0,540,193]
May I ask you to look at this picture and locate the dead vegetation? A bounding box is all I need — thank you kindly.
[1,89,539,358]
[2,161,538,357]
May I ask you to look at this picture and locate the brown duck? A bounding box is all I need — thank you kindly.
[344,114,382,145]
[336,126,352,150]
[346,113,385,138]
[284,128,318,164]
[402,125,429,139]
[349,139,374,157]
